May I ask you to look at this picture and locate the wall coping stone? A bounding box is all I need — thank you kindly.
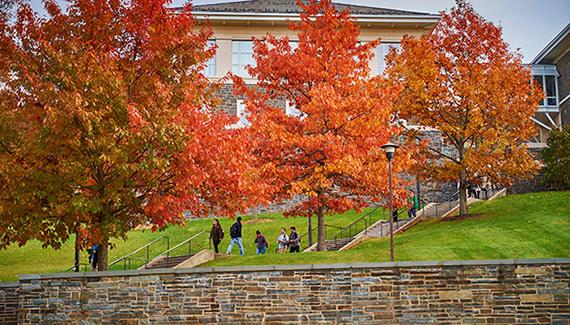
[0,282,19,288]
[17,258,570,282]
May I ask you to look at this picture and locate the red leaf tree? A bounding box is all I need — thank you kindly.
[386,0,542,216]
[0,0,259,270]
[234,0,416,251]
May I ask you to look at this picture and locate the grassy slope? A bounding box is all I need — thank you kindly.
[204,191,570,267]
[0,207,385,282]
[1,192,568,281]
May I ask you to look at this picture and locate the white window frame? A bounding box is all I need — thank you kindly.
[286,100,304,118]
[376,43,401,75]
[204,40,216,78]
[232,40,255,77]
[531,65,559,109]
[228,99,249,128]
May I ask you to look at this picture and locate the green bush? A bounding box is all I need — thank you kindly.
[541,127,570,190]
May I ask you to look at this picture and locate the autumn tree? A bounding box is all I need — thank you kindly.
[234,0,416,251]
[0,0,259,270]
[386,0,542,215]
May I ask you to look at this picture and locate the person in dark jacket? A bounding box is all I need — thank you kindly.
[254,230,269,255]
[289,226,300,253]
[226,216,244,256]
[209,219,224,253]
[88,244,99,271]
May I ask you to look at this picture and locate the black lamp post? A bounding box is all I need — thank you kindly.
[381,142,399,262]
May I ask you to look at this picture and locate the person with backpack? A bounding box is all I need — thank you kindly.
[407,190,419,219]
[254,230,269,255]
[226,216,245,256]
[277,228,289,253]
[289,226,300,253]
[209,218,224,254]
[87,244,99,271]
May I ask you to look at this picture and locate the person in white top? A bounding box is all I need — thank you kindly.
[277,228,289,253]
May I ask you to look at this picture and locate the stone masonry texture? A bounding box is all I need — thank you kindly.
[558,50,570,127]
[1,259,569,324]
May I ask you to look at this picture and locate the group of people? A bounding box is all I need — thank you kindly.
[209,217,301,256]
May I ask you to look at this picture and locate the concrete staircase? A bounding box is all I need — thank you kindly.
[144,255,193,269]
[324,238,353,251]
[365,217,415,238]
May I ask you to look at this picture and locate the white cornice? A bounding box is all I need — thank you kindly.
[192,11,440,25]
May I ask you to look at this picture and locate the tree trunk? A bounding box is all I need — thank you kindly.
[459,168,468,216]
[97,242,109,271]
[74,228,80,272]
[316,206,327,251]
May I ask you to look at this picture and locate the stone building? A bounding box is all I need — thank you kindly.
[185,1,566,203]
[189,0,440,122]
[529,22,570,147]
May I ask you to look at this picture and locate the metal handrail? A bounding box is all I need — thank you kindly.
[330,206,382,242]
[65,262,90,273]
[150,231,206,268]
[108,236,169,269]
[299,224,338,250]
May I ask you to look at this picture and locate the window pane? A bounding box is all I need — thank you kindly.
[533,76,545,106]
[232,41,255,77]
[204,40,216,77]
[377,43,400,75]
[286,100,303,118]
[545,76,556,98]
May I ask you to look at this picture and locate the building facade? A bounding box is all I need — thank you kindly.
[190,0,439,120]
[529,23,570,148]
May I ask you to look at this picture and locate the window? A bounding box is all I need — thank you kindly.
[533,74,558,107]
[233,100,249,128]
[232,41,255,77]
[533,76,544,106]
[286,100,303,118]
[376,43,401,75]
[290,41,299,51]
[545,76,557,106]
[204,40,216,77]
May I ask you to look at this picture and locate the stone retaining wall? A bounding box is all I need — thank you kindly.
[0,283,18,325]
[2,259,569,324]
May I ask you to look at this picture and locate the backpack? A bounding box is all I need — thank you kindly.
[230,223,239,238]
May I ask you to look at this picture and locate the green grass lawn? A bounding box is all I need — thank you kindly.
[204,191,570,267]
[1,192,568,282]
[0,207,386,282]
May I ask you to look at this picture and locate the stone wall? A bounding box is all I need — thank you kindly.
[557,49,570,126]
[0,283,18,325]
[2,259,569,324]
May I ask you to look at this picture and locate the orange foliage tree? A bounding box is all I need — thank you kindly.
[234,0,416,251]
[386,0,542,215]
[0,0,259,270]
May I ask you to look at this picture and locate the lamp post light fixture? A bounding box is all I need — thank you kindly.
[381,142,399,262]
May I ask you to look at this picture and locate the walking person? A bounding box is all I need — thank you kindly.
[289,226,300,253]
[407,190,419,219]
[88,244,99,271]
[254,230,269,255]
[226,217,245,256]
[277,228,289,253]
[209,219,224,254]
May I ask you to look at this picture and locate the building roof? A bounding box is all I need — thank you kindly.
[532,23,570,65]
[190,0,435,17]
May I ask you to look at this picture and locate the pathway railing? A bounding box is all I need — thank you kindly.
[147,231,206,269]
[299,224,338,251]
[65,262,90,273]
[108,236,170,271]
[329,206,382,243]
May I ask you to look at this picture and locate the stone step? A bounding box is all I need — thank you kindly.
[144,255,193,269]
